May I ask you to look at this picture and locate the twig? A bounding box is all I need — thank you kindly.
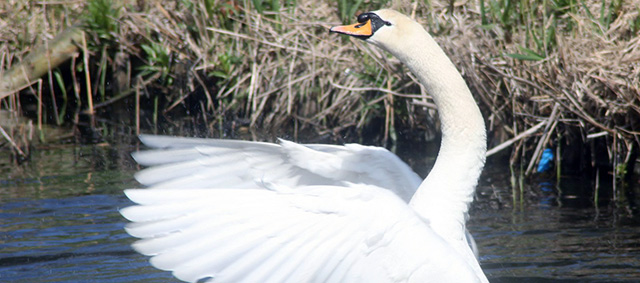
[587,131,609,139]
[135,77,140,136]
[81,32,94,117]
[525,103,561,175]
[0,125,27,157]
[486,120,546,157]
[191,69,215,111]
[90,72,160,111]
[0,25,84,100]
[329,81,426,99]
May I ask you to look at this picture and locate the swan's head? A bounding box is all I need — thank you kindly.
[330,9,425,53]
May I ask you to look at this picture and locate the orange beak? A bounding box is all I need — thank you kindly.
[330,20,373,38]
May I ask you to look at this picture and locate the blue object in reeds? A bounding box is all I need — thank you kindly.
[537,148,554,173]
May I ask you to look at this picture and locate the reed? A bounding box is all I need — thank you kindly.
[0,0,638,201]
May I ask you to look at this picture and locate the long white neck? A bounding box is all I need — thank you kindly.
[379,24,486,242]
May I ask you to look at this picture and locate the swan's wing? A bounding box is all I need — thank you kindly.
[121,183,483,283]
[133,135,480,258]
[132,136,297,190]
[132,135,421,201]
[279,140,422,201]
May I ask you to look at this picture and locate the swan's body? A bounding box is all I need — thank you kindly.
[121,9,488,283]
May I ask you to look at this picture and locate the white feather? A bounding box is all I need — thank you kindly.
[131,134,421,200]
[122,185,481,282]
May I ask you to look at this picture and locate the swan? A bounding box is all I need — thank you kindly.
[121,9,487,282]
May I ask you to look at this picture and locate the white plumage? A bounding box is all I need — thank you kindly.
[123,185,478,282]
[132,135,421,201]
[122,9,488,282]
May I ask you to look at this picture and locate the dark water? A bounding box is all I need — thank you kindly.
[470,197,640,282]
[1,144,639,282]
[0,145,175,282]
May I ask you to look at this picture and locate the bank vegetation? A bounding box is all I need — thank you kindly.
[1,0,639,201]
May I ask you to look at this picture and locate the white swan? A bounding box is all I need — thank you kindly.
[121,9,488,282]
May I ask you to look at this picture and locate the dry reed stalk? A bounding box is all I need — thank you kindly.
[81,33,93,117]
[524,103,560,175]
[1,0,639,184]
[431,0,640,178]
[0,125,26,157]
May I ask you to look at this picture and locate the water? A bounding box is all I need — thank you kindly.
[1,144,639,282]
[470,202,640,282]
[0,145,176,282]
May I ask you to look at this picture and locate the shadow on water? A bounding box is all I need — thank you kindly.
[1,137,639,282]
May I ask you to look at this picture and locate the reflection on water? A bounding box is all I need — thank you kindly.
[1,144,639,282]
[470,202,640,281]
[0,145,177,282]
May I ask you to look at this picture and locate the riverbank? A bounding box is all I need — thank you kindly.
[1,0,639,201]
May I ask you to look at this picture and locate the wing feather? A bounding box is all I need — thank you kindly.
[122,184,482,282]
[132,135,421,200]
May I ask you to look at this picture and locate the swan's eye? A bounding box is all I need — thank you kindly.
[357,13,371,23]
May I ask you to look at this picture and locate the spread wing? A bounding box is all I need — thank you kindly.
[132,135,421,201]
[121,183,482,283]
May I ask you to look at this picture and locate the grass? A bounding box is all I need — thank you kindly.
[0,0,639,199]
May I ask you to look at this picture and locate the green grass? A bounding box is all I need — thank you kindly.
[479,0,633,61]
[139,42,173,86]
[85,0,119,44]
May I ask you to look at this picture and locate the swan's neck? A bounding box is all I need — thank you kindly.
[384,28,486,240]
